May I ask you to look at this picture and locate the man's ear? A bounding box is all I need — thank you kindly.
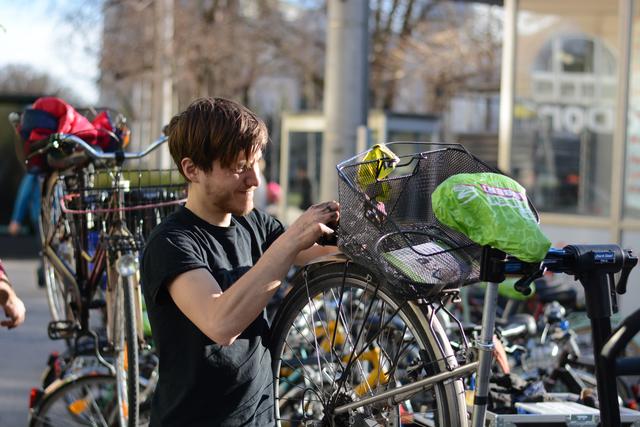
[181,158,199,183]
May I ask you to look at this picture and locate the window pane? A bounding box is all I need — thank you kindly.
[561,38,594,73]
[512,0,618,216]
[623,3,640,218]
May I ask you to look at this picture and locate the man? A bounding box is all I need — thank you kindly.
[0,260,26,329]
[141,97,339,426]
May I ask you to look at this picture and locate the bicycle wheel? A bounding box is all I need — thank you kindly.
[270,260,467,427]
[40,172,80,323]
[30,374,121,427]
[111,272,140,427]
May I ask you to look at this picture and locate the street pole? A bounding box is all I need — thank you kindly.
[153,0,174,168]
[320,0,369,201]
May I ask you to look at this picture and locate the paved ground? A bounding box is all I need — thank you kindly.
[0,258,64,427]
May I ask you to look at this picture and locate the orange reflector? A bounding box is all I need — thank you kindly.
[68,398,89,415]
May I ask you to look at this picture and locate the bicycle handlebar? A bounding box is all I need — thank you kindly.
[504,245,637,297]
[43,133,168,162]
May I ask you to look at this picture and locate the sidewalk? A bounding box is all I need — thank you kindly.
[0,259,64,426]
[0,233,40,259]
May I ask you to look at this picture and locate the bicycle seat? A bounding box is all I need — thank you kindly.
[432,172,551,262]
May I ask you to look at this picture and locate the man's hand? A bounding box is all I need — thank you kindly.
[0,281,26,329]
[284,201,340,252]
[8,221,21,236]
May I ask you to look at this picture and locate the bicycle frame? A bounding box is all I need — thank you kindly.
[276,254,481,423]
[37,134,177,365]
[297,245,639,427]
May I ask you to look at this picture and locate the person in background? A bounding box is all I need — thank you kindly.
[0,259,26,329]
[265,181,281,218]
[9,172,45,288]
[9,172,40,236]
[296,166,312,210]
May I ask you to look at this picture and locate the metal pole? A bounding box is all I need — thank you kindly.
[611,0,633,244]
[278,115,291,221]
[497,0,517,173]
[320,0,369,201]
[471,281,499,427]
[154,0,174,168]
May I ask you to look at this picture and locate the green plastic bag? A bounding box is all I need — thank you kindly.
[432,172,551,262]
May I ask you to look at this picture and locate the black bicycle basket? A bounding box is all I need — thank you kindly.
[61,168,187,248]
[336,142,539,299]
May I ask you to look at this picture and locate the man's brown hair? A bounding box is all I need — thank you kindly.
[166,97,268,179]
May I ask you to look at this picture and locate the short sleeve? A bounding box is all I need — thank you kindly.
[141,230,209,305]
[253,209,285,250]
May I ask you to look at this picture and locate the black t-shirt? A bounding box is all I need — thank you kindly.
[141,206,285,426]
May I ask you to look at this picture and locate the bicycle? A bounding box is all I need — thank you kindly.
[11,110,186,427]
[270,142,501,426]
[269,142,639,427]
[28,350,159,427]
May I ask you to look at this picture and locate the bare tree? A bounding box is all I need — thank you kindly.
[368,1,502,112]
[94,1,501,119]
[0,64,80,104]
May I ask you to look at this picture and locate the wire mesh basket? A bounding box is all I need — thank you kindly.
[60,168,187,248]
[337,142,539,299]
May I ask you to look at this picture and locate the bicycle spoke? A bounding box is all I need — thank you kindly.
[271,264,466,426]
[288,304,338,378]
[280,339,326,398]
[327,286,374,398]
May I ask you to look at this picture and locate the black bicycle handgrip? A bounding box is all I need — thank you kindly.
[27,136,53,156]
[513,277,533,296]
[316,231,338,246]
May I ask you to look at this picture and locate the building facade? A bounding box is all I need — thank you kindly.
[499,0,640,315]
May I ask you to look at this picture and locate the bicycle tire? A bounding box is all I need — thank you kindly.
[29,374,121,427]
[549,362,634,405]
[270,260,467,427]
[40,172,80,324]
[112,273,140,427]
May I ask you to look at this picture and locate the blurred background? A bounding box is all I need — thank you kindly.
[1,0,640,325]
[3,0,640,424]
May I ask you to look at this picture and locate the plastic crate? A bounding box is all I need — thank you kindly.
[480,400,640,427]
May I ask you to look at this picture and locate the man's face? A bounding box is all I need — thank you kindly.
[199,150,262,216]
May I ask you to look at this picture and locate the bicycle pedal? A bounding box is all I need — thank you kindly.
[88,299,106,309]
[47,320,79,340]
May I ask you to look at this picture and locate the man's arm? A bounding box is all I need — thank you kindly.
[0,269,26,329]
[168,202,339,346]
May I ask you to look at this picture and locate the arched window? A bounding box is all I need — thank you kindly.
[531,34,616,105]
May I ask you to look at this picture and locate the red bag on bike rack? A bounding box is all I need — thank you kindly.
[18,97,98,173]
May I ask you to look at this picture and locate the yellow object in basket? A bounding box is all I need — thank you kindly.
[357,144,399,186]
[356,144,399,202]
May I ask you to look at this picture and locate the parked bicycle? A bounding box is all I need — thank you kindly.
[28,349,159,427]
[10,107,186,427]
[269,142,639,427]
